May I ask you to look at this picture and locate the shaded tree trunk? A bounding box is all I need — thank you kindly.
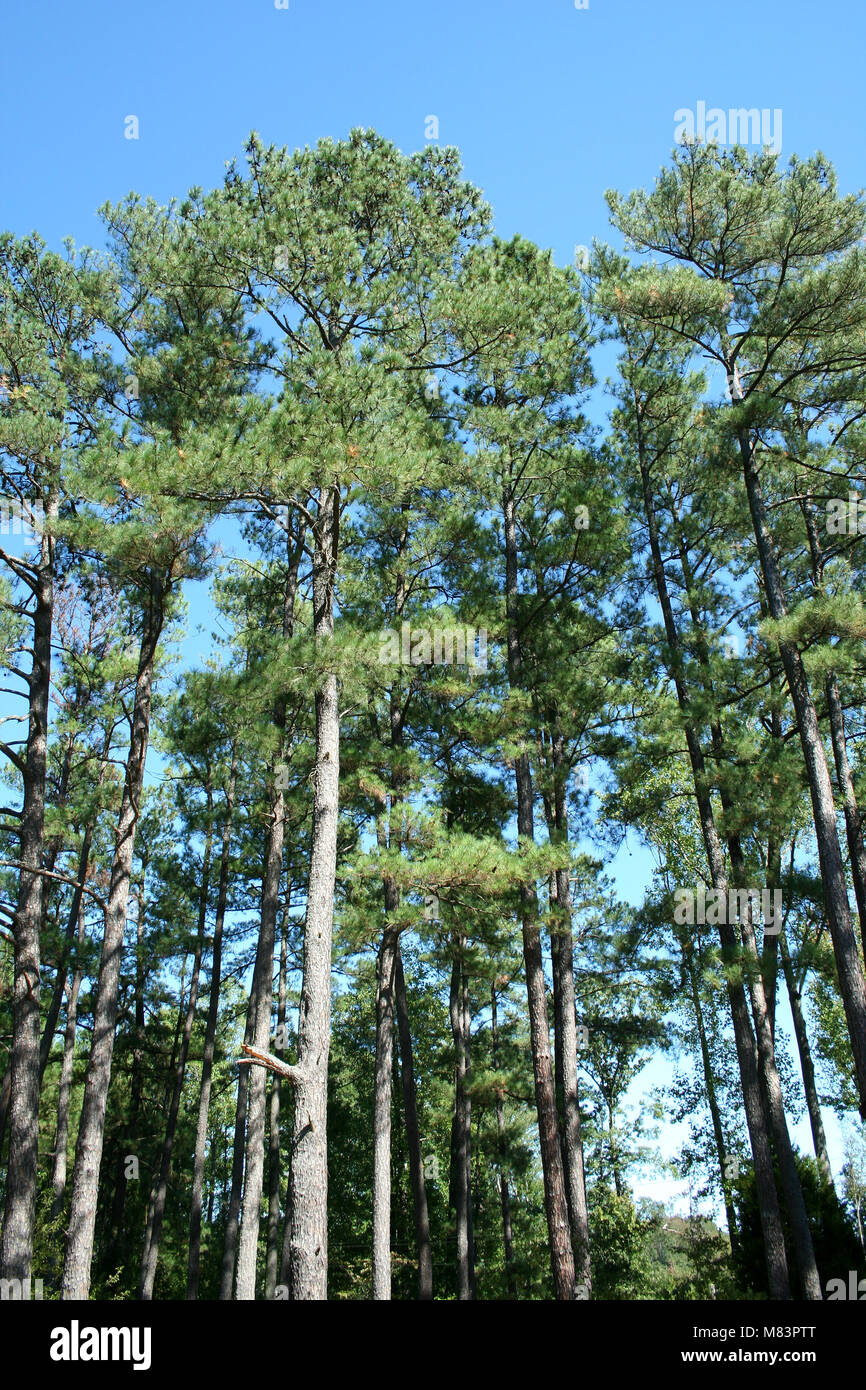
[234,781,284,1299]
[0,498,56,1283]
[139,809,213,1299]
[502,483,576,1301]
[449,949,475,1300]
[684,941,740,1259]
[265,897,289,1300]
[737,419,866,1117]
[630,389,791,1298]
[188,746,236,1299]
[780,930,834,1192]
[372,916,399,1299]
[491,983,516,1295]
[394,944,433,1299]
[61,574,167,1300]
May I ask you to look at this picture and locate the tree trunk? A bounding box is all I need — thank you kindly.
[491,983,516,1295]
[780,930,834,1192]
[449,950,475,1299]
[61,576,166,1300]
[684,941,740,1258]
[737,421,866,1117]
[546,730,592,1294]
[139,811,212,1299]
[502,484,576,1300]
[631,395,791,1298]
[825,668,866,958]
[288,482,340,1300]
[235,783,284,1299]
[673,525,821,1300]
[372,918,399,1298]
[265,898,289,1299]
[394,944,433,1299]
[0,499,55,1284]
[188,747,236,1299]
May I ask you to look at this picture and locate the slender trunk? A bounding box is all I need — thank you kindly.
[102,869,148,1281]
[546,731,592,1294]
[491,984,516,1295]
[449,950,474,1300]
[394,944,433,1299]
[502,483,575,1300]
[188,747,236,1299]
[780,931,834,1191]
[799,489,866,957]
[235,783,284,1299]
[46,903,85,1290]
[288,482,340,1300]
[630,390,790,1298]
[372,916,399,1299]
[673,526,820,1300]
[684,942,740,1258]
[219,1010,253,1298]
[826,669,866,956]
[265,897,289,1300]
[61,576,166,1300]
[139,812,213,1299]
[0,497,55,1283]
[737,421,866,1117]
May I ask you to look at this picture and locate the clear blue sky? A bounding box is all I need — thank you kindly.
[3,0,861,1215]
[3,0,863,261]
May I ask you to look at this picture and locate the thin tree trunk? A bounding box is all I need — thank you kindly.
[684,941,740,1258]
[265,898,289,1299]
[780,931,834,1191]
[546,729,592,1294]
[46,903,85,1290]
[61,576,167,1300]
[502,483,576,1300]
[372,917,399,1299]
[235,782,284,1299]
[0,496,56,1284]
[449,950,474,1300]
[630,385,791,1298]
[188,746,236,1299]
[673,529,820,1300]
[139,810,213,1299]
[288,482,340,1300]
[826,668,866,956]
[394,944,433,1299]
[737,418,866,1117]
[799,489,866,958]
[491,983,516,1295]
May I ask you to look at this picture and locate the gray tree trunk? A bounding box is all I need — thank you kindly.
[780,931,834,1191]
[502,484,576,1300]
[288,483,340,1300]
[0,498,55,1284]
[394,945,433,1299]
[372,918,399,1298]
[61,576,166,1300]
[737,420,866,1117]
[188,747,236,1299]
[631,393,791,1298]
[139,810,212,1299]
[265,902,289,1299]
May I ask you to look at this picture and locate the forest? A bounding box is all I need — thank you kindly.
[1,130,866,1302]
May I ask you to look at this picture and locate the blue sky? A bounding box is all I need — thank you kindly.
[3,0,862,1218]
